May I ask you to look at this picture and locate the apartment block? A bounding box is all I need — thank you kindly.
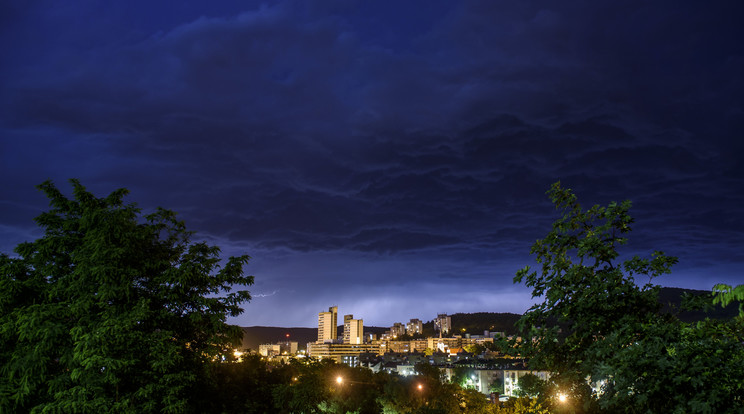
[406,318,423,335]
[434,313,452,335]
[318,306,338,343]
[343,314,364,344]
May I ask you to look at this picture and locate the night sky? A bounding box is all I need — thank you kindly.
[1,1,742,328]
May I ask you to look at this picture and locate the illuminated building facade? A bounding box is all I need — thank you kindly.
[406,318,423,335]
[391,322,405,338]
[343,314,364,344]
[318,306,338,343]
[258,344,281,357]
[307,342,381,365]
[434,313,452,335]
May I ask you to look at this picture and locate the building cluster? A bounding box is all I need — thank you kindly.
[258,340,298,358]
[379,318,422,340]
[308,306,484,360]
[256,305,547,398]
[355,351,549,398]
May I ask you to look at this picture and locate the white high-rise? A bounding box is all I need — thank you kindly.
[318,306,338,343]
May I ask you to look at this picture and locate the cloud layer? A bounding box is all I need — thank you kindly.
[1,0,742,326]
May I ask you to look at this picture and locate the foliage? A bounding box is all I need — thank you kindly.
[449,367,474,388]
[327,364,385,414]
[493,396,549,414]
[378,362,468,414]
[272,358,336,413]
[414,362,445,383]
[513,182,676,383]
[463,344,485,355]
[594,317,744,413]
[201,355,512,414]
[511,182,744,413]
[713,283,744,317]
[488,376,504,394]
[0,180,253,413]
[455,387,494,413]
[513,373,545,398]
[196,354,279,413]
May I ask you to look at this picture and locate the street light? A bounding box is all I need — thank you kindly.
[335,375,373,388]
[557,393,568,403]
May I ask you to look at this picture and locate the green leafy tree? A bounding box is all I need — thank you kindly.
[494,396,549,414]
[713,283,744,317]
[198,354,280,413]
[379,362,461,414]
[0,180,253,413]
[325,364,384,414]
[514,182,676,389]
[462,344,485,355]
[455,387,494,413]
[594,316,744,412]
[488,376,503,395]
[271,357,355,414]
[512,182,744,413]
[449,367,473,388]
[514,373,545,398]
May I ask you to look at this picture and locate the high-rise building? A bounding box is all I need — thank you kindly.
[343,314,364,344]
[318,306,338,343]
[391,322,406,338]
[434,313,452,335]
[406,318,423,335]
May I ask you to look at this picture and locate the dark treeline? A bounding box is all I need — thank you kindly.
[199,356,527,414]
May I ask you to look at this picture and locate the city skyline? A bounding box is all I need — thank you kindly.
[1,1,742,327]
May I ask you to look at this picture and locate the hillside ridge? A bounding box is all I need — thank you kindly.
[240,287,739,351]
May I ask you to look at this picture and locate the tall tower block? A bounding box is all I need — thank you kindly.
[318,306,338,343]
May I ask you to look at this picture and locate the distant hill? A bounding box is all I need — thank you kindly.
[658,286,739,322]
[240,287,739,350]
[420,312,523,337]
[450,312,523,335]
[240,326,317,351]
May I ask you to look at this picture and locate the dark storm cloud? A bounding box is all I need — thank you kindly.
[1,0,742,325]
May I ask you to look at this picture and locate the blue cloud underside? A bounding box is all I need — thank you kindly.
[1,0,742,326]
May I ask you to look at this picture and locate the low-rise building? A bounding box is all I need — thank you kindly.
[258,344,281,357]
[307,342,381,365]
